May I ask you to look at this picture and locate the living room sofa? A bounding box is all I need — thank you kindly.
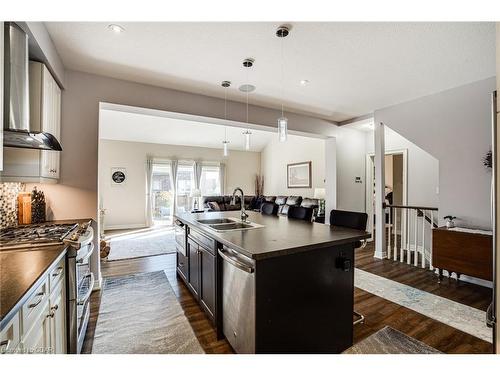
[201,194,320,216]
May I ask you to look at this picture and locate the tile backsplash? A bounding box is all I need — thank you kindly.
[0,183,26,229]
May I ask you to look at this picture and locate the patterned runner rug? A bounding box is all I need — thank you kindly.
[92,271,204,354]
[344,326,441,354]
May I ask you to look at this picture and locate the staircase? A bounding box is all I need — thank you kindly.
[384,203,438,270]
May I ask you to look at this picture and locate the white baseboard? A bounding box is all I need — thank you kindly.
[104,223,147,231]
[439,270,493,289]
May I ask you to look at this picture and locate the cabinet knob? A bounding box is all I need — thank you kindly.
[47,312,55,318]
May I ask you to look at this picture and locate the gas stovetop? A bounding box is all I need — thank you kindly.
[0,223,78,250]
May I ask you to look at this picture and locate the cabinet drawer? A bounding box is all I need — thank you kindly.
[189,229,215,255]
[22,278,49,334]
[176,246,188,280]
[49,257,65,293]
[0,311,20,354]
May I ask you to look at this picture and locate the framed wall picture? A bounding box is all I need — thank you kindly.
[287,161,312,188]
[111,167,127,185]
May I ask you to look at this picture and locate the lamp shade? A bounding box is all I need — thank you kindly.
[191,188,202,198]
[314,188,326,200]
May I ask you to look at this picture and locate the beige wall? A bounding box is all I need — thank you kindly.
[260,135,325,198]
[99,139,260,229]
[45,70,337,222]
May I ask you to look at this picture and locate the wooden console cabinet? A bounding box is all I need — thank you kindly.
[432,227,493,282]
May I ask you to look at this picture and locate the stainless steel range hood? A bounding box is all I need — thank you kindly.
[3,22,62,151]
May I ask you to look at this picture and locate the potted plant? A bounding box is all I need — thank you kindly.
[444,215,457,229]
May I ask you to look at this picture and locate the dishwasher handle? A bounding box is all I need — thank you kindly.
[218,249,254,274]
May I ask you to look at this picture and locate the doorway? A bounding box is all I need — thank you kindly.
[365,149,408,240]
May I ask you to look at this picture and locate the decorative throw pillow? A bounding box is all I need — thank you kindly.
[207,201,221,211]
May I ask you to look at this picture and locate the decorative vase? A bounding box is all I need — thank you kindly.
[31,187,46,223]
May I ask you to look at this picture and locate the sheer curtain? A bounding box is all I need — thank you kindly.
[170,160,179,214]
[145,156,154,227]
[194,161,203,190]
[219,162,226,195]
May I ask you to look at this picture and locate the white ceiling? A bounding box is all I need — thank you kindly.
[46,22,495,122]
[99,108,293,151]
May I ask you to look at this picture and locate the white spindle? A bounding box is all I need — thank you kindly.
[430,213,434,270]
[387,208,391,259]
[414,210,418,267]
[400,208,404,263]
[421,210,426,268]
[393,208,397,260]
[407,209,411,265]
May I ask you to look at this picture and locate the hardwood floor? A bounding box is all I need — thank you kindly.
[81,254,233,354]
[356,241,492,311]
[82,246,493,354]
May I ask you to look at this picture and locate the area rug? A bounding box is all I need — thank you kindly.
[354,268,492,343]
[92,271,204,354]
[106,226,177,261]
[344,326,441,354]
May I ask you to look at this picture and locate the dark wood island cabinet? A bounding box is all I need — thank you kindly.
[174,211,369,353]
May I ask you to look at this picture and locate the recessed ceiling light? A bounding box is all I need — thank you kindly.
[239,84,256,93]
[300,79,310,86]
[107,24,125,34]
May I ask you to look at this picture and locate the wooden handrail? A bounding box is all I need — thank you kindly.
[383,203,438,211]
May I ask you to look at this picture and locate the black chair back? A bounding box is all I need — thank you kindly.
[329,209,368,231]
[261,202,279,216]
[287,206,313,221]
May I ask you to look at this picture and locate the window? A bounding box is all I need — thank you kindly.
[176,164,195,213]
[200,165,221,196]
[151,163,173,224]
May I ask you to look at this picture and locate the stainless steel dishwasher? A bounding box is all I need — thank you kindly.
[219,246,256,354]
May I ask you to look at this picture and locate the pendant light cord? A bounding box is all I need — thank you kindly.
[246,64,249,130]
[224,84,227,142]
[281,33,284,118]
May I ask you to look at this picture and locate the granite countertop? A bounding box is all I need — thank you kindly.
[0,244,67,329]
[175,211,370,260]
[0,218,92,329]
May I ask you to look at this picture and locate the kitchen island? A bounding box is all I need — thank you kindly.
[174,210,370,354]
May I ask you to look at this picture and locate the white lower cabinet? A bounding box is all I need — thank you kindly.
[0,256,67,354]
[48,281,66,354]
[22,301,51,354]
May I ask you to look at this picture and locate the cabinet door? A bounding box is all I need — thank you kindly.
[40,66,61,179]
[49,282,66,354]
[187,238,200,297]
[22,301,51,354]
[199,246,216,320]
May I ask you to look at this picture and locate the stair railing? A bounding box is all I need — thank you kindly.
[383,203,438,269]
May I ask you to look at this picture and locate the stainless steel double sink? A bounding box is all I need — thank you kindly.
[196,218,263,232]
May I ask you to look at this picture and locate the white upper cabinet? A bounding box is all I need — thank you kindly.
[30,61,62,180]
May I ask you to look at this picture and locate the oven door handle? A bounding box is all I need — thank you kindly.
[76,242,95,264]
[77,273,95,305]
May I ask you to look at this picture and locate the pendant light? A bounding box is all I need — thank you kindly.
[242,58,253,151]
[276,25,289,142]
[221,80,231,157]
